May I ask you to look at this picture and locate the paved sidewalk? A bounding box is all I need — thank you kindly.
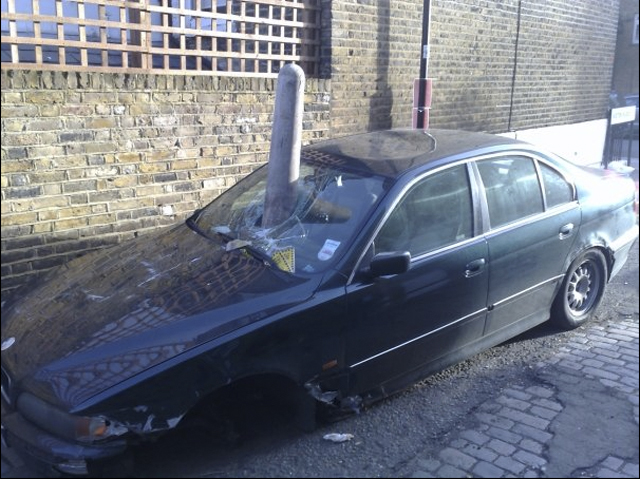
[408,318,639,478]
[407,238,640,478]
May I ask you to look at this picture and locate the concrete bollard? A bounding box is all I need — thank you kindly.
[262,63,305,228]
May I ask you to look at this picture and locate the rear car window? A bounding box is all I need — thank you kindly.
[539,162,573,208]
[477,156,544,228]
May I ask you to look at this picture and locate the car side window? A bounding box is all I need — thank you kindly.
[477,156,543,228]
[539,162,573,208]
[375,165,473,256]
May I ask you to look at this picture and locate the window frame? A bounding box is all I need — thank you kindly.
[373,163,475,258]
[352,159,480,276]
[536,160,575,210]
[349,150,578,285]
[470,151,577,234]
[475,155,545,229]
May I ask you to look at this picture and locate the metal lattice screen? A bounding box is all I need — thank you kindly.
[1,0,321,77]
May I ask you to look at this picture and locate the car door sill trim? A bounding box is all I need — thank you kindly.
[491,274,564,309]
[349,307,488,369]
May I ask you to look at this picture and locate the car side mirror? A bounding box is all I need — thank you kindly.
[369,251,411,277]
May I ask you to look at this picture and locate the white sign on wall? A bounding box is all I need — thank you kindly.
[610,106,637,125]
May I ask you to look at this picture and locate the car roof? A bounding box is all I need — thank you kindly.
[304,128,530,178]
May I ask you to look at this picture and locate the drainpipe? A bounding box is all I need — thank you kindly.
[413,0,433,130]
[262,64,305,228]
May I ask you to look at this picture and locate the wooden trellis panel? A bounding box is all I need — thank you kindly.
[0,0,321,77]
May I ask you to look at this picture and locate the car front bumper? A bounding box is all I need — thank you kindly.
[1,408,128,477]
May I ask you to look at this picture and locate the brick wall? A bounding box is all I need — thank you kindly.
[330,0,423,133]
[330,0,618,133]
[509,0,619,130]
[0,0,620,296]
[1,71,330,295]
[427,0,520,131]
[612,0,639,96]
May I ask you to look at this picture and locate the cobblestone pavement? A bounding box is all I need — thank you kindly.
[408,272,640,478]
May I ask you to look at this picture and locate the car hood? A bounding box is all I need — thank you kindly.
[1,223,316,408]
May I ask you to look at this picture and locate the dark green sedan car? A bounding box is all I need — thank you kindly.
[1,129,638,476]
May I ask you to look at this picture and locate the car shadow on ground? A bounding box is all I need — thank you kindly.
[131,391,302,478]
[503,320,567,343]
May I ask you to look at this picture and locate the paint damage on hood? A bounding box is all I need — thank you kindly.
[1,222,314,409]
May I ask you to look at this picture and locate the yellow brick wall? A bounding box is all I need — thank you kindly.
[1,71,331,295]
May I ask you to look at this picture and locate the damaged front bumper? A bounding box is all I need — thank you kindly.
[2,409,128,476]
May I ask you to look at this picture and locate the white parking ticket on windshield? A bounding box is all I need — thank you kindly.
[318,239,341,261]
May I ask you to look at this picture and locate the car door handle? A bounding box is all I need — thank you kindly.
[464,258,486,278]
[559,223,574,239]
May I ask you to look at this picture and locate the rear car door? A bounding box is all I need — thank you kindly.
[474,154,580,338]
[344,163,489,396]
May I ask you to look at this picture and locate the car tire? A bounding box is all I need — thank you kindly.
[551,249,608,330]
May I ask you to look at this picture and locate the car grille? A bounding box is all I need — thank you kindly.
[1,366,12,407]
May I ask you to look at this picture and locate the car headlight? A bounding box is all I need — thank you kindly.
[17,392,128,443]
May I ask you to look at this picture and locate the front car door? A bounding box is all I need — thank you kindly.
[473,153,580,340]
[344,163,490,400]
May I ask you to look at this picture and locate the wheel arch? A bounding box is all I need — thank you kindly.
[187,371,318,434]
[563,242,613,282]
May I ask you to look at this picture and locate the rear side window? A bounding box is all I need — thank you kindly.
[539,162,573,208]
[477,156,543,228]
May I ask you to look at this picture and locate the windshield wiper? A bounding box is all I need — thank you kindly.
[215,230,235,244]
[185,216,239,249]
[186,213,209,239]
[190,220,278,269]
[223,239,277,269]
[239,244,277,268]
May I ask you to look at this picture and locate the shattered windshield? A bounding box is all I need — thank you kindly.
[194,157,389,274]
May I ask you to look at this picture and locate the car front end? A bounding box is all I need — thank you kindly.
[1,147,390,475]
[0,220,315,476]
[1,390,129,476]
